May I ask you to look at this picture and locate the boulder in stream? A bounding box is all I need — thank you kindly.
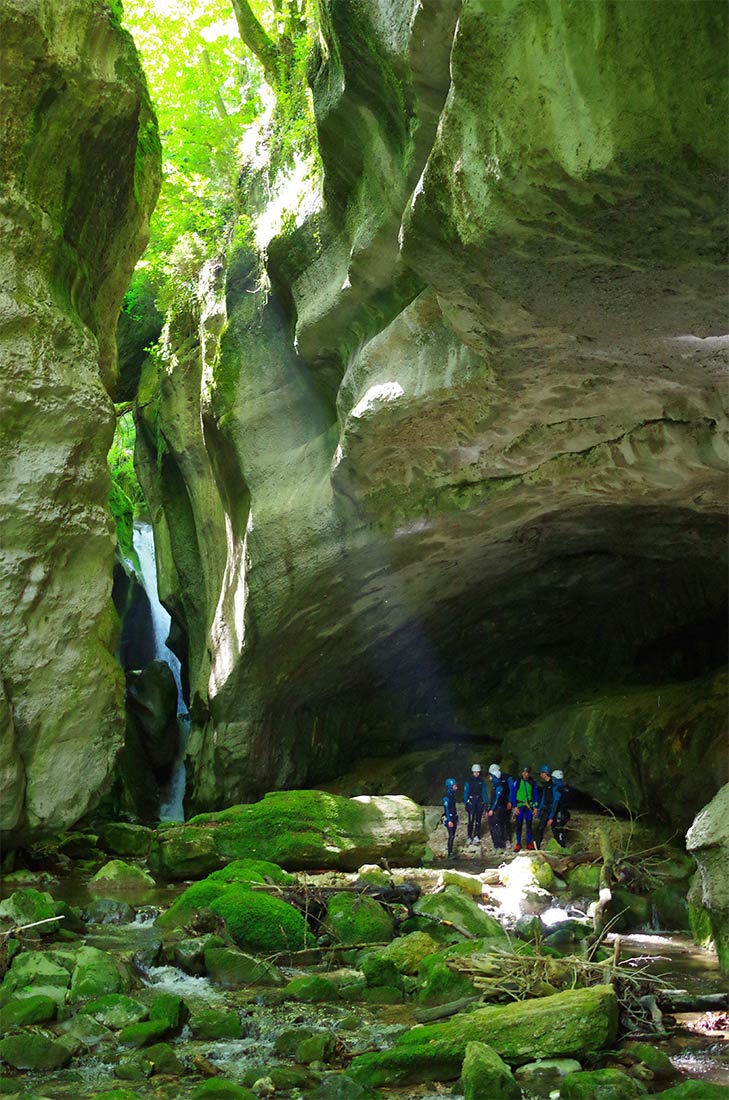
[149,791,426,879]
[561,1067,648,1098]
[349,985,618,1086]
[686,782,729,974]
[461,1040,520,1099]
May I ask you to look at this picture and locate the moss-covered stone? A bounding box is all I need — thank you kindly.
[190,1080,257,1099]
[149,792,426,878]
[0,888,58,932]
[0,993,56,1031]
[561,1068,646,1098]
[69,946,131,1002]
[375,931,440,974]
[144,1041,184,1075]
[325,892,394,945]
[208,859,294,886]
[81,993,149,1029]
[204,947,284,988]
[296,1031,336,1063]
[211,886,314,953]
[173,934,226,975]
[686,783,729,974]
[653,1084,729,1099]
[89,860,156,892]
[0,1031,72,1070]
[155,877,228,930]
[57,1012,113,1052]
[96,823,154,859]
[416,952,476,1006]
[623,1042,677,1080]
[610,889,651,931]
[566,865,602,895]
[413,887,507,939]
[190,1007,243,1040]
[652,885,690,931]
[118,1018,171,1048]
[149,992,188,1034]
[0,951,71,1004]
[349,986,618,1086]
[361,954,403,989]
[283,975,340,1003]
[461,1041,520,1099]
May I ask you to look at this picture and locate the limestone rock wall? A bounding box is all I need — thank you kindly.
[0,0,160,842]
[136,0,727,823]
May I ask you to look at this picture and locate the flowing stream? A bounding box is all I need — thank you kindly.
[133,521,189,822]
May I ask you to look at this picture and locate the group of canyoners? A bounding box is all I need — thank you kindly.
[441,764,571,860]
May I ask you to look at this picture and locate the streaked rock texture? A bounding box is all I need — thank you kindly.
[135,0,727,820]
[687,783,729,974]
[0,0,160,841]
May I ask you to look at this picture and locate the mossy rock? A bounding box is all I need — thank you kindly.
[0,889,57,932]
[413,887,507,939]
[609,888,651,931]
[144,1041,184,1075]
[461,1040,520,1099]
[57,1013,112,1052]
[623,1042,677,1080]
[155,878,228,930]
[296,1031,336,1063]
[149,992,188,1033]
[190,1080,257,1099]
[1,951,71,1004]
[91,1092,144,1100]
[89,861,155,892]
[190,1007,243,1040]
[325,892,394,945]
[204,947,284,988]
[273,1026,316,1055]
[355,865,391,886]
[653,1084,729,1099]
[0,1031,72,1070]
[361,954,403,989]
[566,864,602,895]
[359,985,403,1004]
[283,975,340,1003]
[398,915,465,945]
[561,1068,647,1098]
[118,1019,171,1048]
[349,986,618,1087]
[0,993,56,1031]
[210,886,314,953]
[416,953,475,1006]
[83,898,136,925]
[375,931,440,974]
[81,994,149,1029]
[69,946,131,1002]
[173,934,226,975]
[208,859,294,886]
[438,869,485,896]
[149,791,425,879]
[96,824,154,859]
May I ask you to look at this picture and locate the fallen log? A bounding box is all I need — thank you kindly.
[658,991,729,1013]
[415,994,482,1023]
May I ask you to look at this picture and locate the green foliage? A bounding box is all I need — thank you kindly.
[210,885,314,952]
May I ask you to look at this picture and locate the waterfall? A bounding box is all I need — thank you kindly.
[132,521,189,822]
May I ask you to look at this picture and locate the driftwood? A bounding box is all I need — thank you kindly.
[0,915,64,938]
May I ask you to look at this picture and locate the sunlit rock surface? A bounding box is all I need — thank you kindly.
[0,0,160,842]
[687,783,729,974]
[135,0,727,820]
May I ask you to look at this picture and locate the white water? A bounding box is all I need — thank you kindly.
[132,521,189,822]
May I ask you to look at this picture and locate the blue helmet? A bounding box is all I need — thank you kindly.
[540,764,552,775]
[445,778,458,792]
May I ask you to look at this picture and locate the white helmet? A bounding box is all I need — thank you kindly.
[488,764,501,778]
[552,769,564,780]
[471,763,482,773]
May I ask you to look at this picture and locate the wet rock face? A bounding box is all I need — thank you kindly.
[0,1,160,843]
[686,784,729,974]
[137,0,727,815]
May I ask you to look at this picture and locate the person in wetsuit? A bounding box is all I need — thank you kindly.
[442,777,459,861]
[486,763,510,851]
[464,763,488,844]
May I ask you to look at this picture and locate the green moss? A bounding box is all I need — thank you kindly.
[210,886,314,953]
[155,878,228,930]
[208,859,294,886]
[118,1018,171,1048]
[325,892,394,945]
[283,975,340,1003]
[416,954,475,1007]
[561,1068,645,1099]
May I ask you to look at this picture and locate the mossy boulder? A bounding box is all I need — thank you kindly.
[92,1092,144,1100]
[149,992,188,1034]
[349,986,618,1086]
[155,877,227,930]
[210,886,314,953]
[416,952,476,1006]
[149,792,426,879]
[361,954,403,990]
[204,947,284,987]
[610,888,651,931]
[325,892,394,945]
[84,898,136,925]
[173,934,226,975]
[89,861,156,892]
[0,951,71,1004]
[96,824,154,859]
[82,994,149,1030]
[0,1031,72,1070]
[191,1080,257,1099]
[284,975,340,1003]
[274,1026,316,1055]
[208,859,294,886]
[623,1042,677,1080]
[57,1012,113,1052]
[413,887,507,939]
[375,931,440,974]
[566,864,602,895]
[0,889,58,932]
[190,1007,243,1040]
[461,1041,520,1099]
[561,1068,646,1098]
[686,784,729,974]
[653,1084,729,1099]
[0,993,56,1031]
[69,946,131,1002]
[118,1018,172,1048]
[296,1031,337,1064]
[144,1041,184,1075]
